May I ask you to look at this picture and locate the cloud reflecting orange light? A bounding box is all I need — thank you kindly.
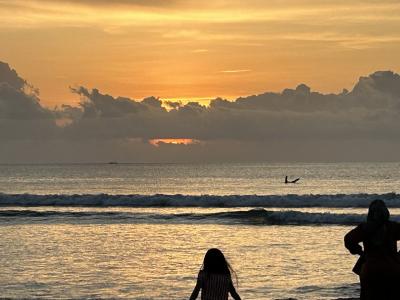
[149,138,199,147]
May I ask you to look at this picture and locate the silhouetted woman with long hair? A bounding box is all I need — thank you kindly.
[344,199,400,300]
[189,248,241,300]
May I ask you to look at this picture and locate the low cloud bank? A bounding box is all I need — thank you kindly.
[1,61,400,162]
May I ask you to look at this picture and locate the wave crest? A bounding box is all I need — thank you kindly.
[0,192,399,208]
[2,208,399,225]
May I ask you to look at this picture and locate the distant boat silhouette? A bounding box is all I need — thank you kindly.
[285,176,300,184]
[108,161,118,165]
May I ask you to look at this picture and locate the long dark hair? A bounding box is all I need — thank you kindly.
[201,248,238,286]
[366,199,390,246]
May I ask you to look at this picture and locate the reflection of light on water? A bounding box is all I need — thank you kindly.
[0,219,358,299]
[149,138,199,146]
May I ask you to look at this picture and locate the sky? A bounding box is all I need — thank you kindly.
[1,0,400,106]
[1,0,400,162]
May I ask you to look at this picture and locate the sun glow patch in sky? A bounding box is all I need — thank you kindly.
[149,139,199,147]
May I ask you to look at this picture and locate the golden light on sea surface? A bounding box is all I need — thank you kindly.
[149,139,199,147]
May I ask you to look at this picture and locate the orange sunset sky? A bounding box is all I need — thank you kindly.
[1,0,400,108]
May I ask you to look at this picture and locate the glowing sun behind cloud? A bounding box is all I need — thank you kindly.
[149,139,199,147]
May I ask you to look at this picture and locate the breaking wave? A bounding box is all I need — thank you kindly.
[1,208,400,225]
[0,192,400,208]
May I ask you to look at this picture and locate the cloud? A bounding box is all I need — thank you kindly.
[3,0,399,31]
[40,0,181,8]
[1,60,400,162]
[0,62,26,90]
[0,62,57,140]
[220,69,252,74]
[59,69,400,147]
[0,62,53,120]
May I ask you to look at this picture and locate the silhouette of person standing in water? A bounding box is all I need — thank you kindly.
[344,199,400,300]
[189,248,241,300]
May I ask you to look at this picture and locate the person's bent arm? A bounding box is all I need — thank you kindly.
[229,281,241,300]
[189,281,200,300]
[189,273,202,300]
[393,221,400,241]
[344,224,364,255]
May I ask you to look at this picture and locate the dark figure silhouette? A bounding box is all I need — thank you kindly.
[285,176,300,184]
[189,248,241,300]
[344,200,400,300]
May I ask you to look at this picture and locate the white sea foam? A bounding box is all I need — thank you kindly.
[0,192,399,208]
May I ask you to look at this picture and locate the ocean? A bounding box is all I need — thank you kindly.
[1,162,400,299]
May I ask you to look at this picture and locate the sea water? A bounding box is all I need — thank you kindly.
[1,162,400,299]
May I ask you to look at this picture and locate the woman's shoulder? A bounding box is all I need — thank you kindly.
[347,222,367,233]
[196,270,205,284]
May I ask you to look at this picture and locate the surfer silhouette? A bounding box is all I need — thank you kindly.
[285,176,300,184]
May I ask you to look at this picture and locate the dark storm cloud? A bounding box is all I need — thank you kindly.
[0,62,53,119]
[0,62,26,90]
[2,60,400,162]
[0,62,57,140]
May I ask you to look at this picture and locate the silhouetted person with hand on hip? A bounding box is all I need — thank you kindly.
[189,248,241,300]
[344,199,400,300]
